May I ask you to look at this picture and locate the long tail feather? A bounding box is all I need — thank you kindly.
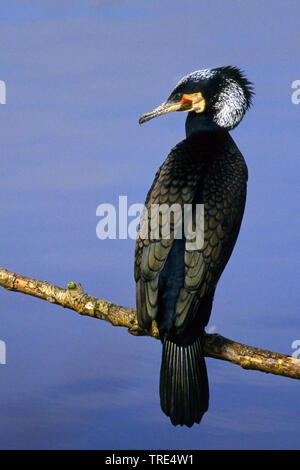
[159,336,209,427]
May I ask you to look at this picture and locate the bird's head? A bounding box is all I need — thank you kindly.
[139,66,254,132]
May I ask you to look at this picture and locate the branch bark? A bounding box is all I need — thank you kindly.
[1,266,299,379]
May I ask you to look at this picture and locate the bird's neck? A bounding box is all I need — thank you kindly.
[185,112,220,138]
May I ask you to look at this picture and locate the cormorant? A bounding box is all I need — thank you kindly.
[135,66,253,427]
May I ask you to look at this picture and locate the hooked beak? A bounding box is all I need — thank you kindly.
[139,100,192,125]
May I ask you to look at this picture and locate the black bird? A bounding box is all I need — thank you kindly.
[135,66,253,427]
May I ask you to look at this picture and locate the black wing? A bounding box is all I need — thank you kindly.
[135,133,247,338]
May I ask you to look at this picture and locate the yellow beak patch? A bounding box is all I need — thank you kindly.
[181,92,205,113]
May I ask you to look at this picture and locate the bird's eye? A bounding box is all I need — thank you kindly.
[173,93,182,101]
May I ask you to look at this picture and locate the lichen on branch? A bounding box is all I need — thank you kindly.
[0,266,299,380]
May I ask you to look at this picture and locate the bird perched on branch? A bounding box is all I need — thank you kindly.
[135,66,253,427]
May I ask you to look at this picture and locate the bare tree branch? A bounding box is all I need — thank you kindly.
[1,266,299,379]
